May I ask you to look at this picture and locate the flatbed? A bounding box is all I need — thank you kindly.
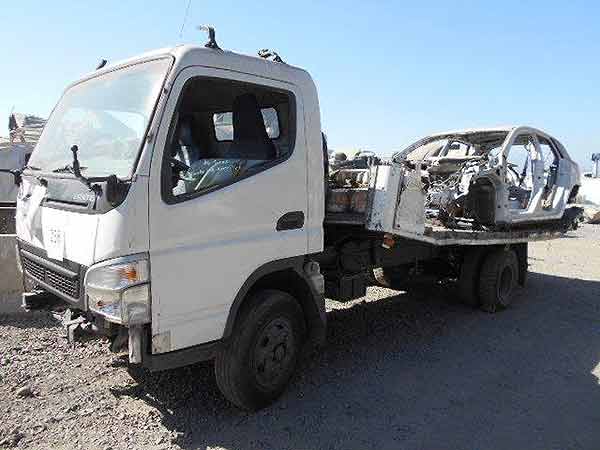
[325,212,572,246]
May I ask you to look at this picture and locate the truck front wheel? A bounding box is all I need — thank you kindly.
[478,249,519,313]
[215,289,306,410]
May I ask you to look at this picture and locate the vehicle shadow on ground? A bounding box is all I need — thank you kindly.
[115,272,600,450]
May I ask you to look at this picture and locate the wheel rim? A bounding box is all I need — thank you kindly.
[498,265,514,305]
[252,317,295,389]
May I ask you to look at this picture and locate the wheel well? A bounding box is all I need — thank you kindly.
[224,267,326,347]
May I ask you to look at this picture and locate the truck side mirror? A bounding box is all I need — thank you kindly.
[104,175,119,205]
[105,175,128,206]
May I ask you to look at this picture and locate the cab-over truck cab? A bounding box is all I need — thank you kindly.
[17,41,327,410]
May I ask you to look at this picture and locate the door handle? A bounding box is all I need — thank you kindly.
[276,211,305,231]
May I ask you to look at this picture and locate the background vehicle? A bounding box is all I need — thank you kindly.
[0,114,45,205]
[15,33,582,410]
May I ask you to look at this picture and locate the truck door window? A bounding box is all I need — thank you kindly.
[164,78,295,200]
[214,108,280,141]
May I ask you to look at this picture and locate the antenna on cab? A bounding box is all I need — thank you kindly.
[198,25,222,51]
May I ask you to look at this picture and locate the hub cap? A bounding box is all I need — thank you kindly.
[252,318,295,389]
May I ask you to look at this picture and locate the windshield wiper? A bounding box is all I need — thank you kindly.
[50,146,104,196]
[52,165,74,174]
[50,145,128,208]
[23,164,42,171]
[52,163,88,175]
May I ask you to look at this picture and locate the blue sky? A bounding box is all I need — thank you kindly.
[1,0,598,169]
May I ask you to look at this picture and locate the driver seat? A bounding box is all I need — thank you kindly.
[224,93,276,160]
[173,116,202,165]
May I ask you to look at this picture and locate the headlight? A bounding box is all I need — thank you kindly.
[85,255,151,325]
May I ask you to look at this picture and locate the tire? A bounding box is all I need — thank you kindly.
[215,289,306,411]
[478,249,519,313]
[457,248,485,307]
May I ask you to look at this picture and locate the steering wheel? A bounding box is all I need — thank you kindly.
[170,157,190,173]
[169,158,191,190]
[194,160,247,191]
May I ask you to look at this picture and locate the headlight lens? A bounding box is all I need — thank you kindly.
[85,257,151,325]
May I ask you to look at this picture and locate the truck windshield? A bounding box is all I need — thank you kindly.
[29,58,171,178]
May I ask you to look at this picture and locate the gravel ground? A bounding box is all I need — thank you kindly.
[1,225,599,450]
[0,208,15,234]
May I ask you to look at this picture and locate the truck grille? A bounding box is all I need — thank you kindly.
[22,255,80,299]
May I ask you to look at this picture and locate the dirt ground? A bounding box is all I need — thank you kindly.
[1,225,599,450]
[0,208,15,235]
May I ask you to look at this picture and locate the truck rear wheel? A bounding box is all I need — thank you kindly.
[215,289,306,410]
[478,249,519,313]
[457,247,485,306]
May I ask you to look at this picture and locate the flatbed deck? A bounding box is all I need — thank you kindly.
[325,212,572,246]
[391,226,567,246]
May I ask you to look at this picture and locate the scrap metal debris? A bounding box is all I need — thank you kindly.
[326,127,582,234]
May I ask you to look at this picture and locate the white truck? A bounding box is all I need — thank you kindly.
[14,32,581,410]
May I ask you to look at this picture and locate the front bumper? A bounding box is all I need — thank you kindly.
[21,287,221,369]
[18,243,222,370]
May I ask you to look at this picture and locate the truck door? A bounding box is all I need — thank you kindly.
[147,67,308,353]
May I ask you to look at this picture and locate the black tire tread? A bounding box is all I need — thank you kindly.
[215,289,305,410]
[458,247,486,306]
[478,249,518,313]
